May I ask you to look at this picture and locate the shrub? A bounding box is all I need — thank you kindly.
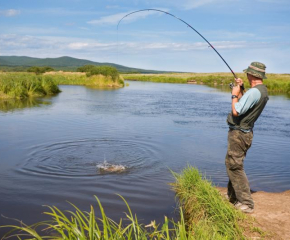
[27,66,55,74]
[76,65,96,73]
[77,65,120,81]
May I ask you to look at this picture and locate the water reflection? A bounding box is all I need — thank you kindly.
[86,85,121,91]
[0,97,52,112]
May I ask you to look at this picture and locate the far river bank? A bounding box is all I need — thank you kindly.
[122,72,290,96]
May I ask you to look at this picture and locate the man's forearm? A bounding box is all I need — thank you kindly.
[231,83,241,117]
[232,98,239,116]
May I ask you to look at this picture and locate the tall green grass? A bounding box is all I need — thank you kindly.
[45,72,124,88]
[0,195,188,239]
[171,166,254,240]
[0,71,124,99]
[0,73,60,99]
[122,73,290,95]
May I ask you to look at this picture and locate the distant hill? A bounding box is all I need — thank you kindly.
[0,56,167,73]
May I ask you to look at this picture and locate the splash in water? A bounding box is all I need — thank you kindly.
[96,160,126,173]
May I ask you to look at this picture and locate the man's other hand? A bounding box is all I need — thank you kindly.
[235,78,244,86]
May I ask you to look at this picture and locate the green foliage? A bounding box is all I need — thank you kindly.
[27,66,55,74]
[50,72,124,88]
[171,166,250,239]
[0,71,124,99]
[76,65,96,73]
[78,65,120,82]
[0,66,28,72]
[0,195,190,239]
[87,66,119,80]
[0,73,60,99]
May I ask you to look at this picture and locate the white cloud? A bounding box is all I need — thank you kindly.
[68,42,89,50]
[0,34,279,55]
[87,10,164,26]
[1,34,289,72]
[0,9,20,17]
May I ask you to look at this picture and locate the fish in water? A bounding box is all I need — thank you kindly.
[97,160,126,173]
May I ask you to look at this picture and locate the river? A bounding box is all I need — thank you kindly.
[0,81,289,234]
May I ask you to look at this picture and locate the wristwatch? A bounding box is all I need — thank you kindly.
[231,95,238,99]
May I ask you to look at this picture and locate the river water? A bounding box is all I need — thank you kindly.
[0,81,289,233]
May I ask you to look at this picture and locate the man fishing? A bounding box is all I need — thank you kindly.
[225,62,269,213]
[118,10,270,213]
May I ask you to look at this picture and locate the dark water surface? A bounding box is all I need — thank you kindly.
[1,81,290,234]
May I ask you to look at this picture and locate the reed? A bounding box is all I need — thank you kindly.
[0,195,188,239]
[170,166,265,239]
[0,71,124,99]
[45,72,124,88]
[0,73,61,99]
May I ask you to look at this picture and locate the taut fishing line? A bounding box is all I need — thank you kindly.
[117,8,238,80]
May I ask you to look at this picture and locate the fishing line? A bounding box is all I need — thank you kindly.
[117,8,237,79]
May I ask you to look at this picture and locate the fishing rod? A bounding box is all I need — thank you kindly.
[117,8,240,88]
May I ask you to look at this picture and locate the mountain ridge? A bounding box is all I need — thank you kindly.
[0,56,168,73]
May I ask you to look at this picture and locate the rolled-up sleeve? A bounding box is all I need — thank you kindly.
[234,88,261,115]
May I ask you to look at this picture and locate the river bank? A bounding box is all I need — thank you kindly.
[0,71,124,99]
[44,71,124,88]
[122,72,290,95]
[217,187,290,240]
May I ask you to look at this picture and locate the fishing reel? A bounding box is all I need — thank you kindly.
[229,82,245,90]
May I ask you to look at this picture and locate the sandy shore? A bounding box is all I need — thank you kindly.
[218,187,290,239]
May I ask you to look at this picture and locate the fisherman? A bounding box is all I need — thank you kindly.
[225,62,269,213]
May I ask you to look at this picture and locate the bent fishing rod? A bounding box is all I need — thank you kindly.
[117,9,240,86]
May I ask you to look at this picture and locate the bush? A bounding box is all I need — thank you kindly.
[27,66,55,74]
[76,65,96,73]
[77,65,119,81]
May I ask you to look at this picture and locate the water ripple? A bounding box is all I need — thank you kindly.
[17,138,161,178]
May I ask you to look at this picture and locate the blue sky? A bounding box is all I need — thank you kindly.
[0,0,289,73]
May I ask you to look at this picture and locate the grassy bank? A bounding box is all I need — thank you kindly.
[0,71,124,99]
[0,167,264,239]
[0,73,60,99]
[171,166,251,239]
[122,73,290,95]
[45,71,124,88]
